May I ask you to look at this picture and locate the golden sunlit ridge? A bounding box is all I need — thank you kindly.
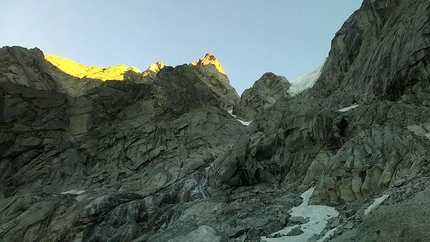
[45,52,227,82]
[45,54,141,81]
[191,52,226,75]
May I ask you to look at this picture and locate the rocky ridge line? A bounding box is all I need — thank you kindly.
[1,0,430,241]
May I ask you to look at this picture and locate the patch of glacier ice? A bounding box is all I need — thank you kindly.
[288,63,324,96]
[338,104,359,112]
[364,194,390,215]
[227,110,252,126]
[261,187,339,242]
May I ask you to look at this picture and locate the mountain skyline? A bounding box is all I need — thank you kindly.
[2,1,430,241]
[1,0,362,94]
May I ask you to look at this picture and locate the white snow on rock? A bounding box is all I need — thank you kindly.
[287,63,324,96]
[227,110,252,126]
[338,104,359,112]
[261,187,339,242]
[61,189,85,195]
[363,194,390,215]
[238,120,252,126]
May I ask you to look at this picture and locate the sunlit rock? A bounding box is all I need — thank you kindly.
[45,54,140,81]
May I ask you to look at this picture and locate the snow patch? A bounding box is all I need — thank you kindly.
[61,189,85,195]
[364,194,389,215]
[262,187,338,242]
[287,63,323,96]
[227,110,252,126]
[238,120,252,126]
[338,104,359,112]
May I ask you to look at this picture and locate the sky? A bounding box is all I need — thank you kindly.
[1,0,362,95]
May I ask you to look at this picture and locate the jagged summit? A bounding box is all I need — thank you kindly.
[189,52,239,109]
[2,1,430,240]
[45,53,227,81]
[191,52,226,74]
[45,54,140,81]
[143,61,166,75]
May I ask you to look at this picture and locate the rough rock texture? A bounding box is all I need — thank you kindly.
[0,47,252,241]
[2,0,430,241]
[0,46,102,97]
[330,160,430,242]
[234,72,290,121]
[190,53,240,110]
[212,0,430,207]
[311,0,430,108]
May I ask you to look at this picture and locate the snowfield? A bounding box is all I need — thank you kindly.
[287,63,324,96]
[261,187,338,242]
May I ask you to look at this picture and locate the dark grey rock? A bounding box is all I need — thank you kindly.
[2,0,430,241]
[353,187,430,242]
[234,72,290,121]
[286,226,304,236]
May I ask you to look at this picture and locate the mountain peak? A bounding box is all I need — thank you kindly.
[143,61,166,76]
[191,52,226,74]
[203,52,216,61]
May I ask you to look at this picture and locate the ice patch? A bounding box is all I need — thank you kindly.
[238,120,252,126]
[288,63,323,96]
[227,110,252,126]
[338,104,359,112]
[61,189,85,195]
[261,187,338,242]
[364,194,389,215]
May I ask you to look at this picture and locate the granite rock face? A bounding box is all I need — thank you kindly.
[311,0,430,107]
[2,0,430,241]
[190,53,240,110]
[234,72,290,121]
[0,46,102,97]
[0,47,249,241]
[212,0,430,208]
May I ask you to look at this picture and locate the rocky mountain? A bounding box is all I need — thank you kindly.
[233,72,290,121]
[1,0,430,241]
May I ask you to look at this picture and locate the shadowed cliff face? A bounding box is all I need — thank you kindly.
[311,0,430,107]
[2,1,430,241]
[0,47,249,241]
[234,72,291,121]
[212,0,430,206]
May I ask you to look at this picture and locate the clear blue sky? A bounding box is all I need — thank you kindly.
[1,0,362,95]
